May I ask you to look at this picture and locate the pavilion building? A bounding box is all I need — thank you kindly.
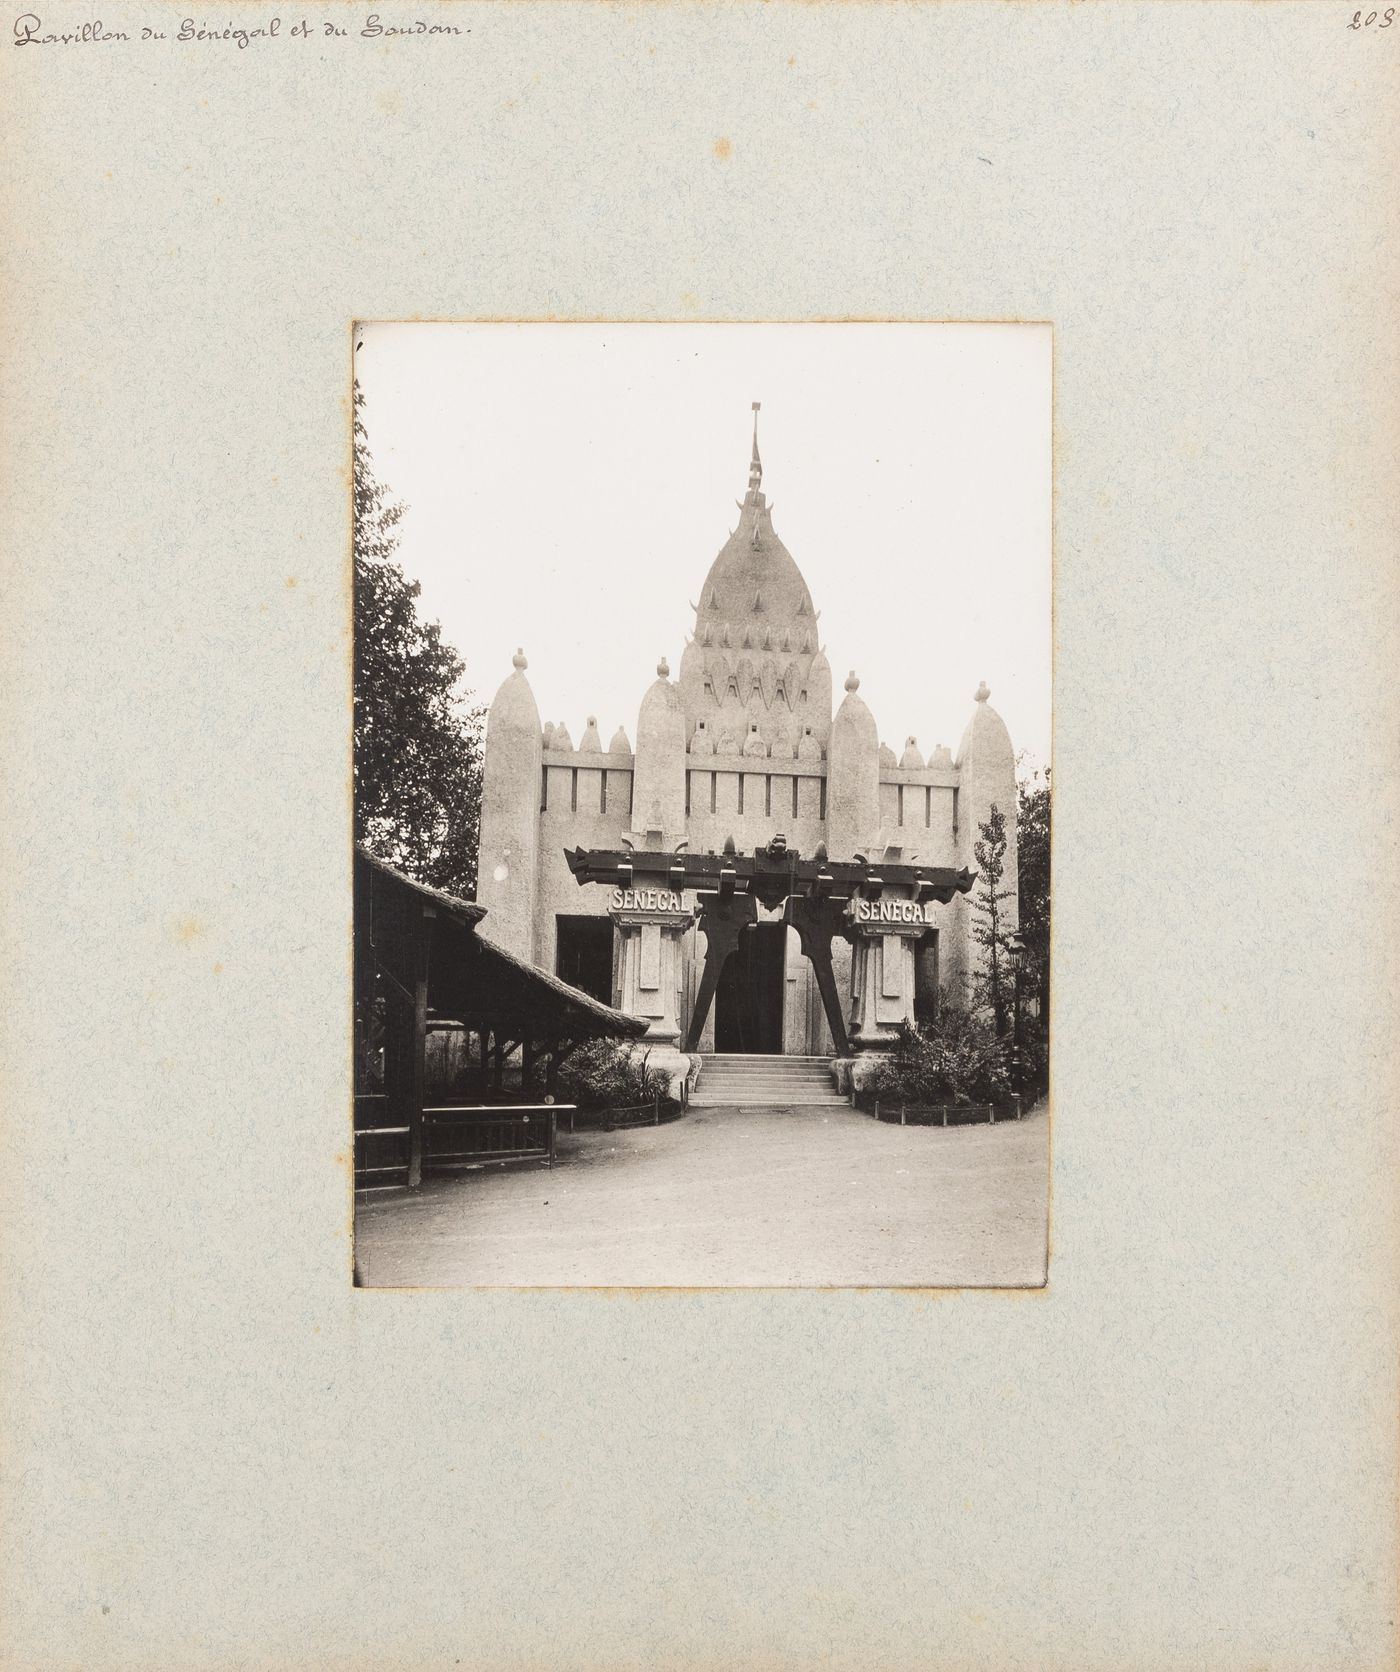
[475,409,1018,1085]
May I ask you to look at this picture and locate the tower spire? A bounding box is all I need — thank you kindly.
[747,401,763,499]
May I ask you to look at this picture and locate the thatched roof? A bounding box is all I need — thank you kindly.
[356,846,487,925]
[354,845,643,1042]
[471,929,646,1038]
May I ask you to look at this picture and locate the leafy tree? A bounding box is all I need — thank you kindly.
[1016,765,1051,1027]
[970,803,1017,1034]
[354,379,484,898]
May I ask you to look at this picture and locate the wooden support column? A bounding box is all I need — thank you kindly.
[789,897,852,1058]
[682,894,758,1053]
[406,904,435,1190]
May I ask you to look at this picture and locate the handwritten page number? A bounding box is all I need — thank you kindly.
[1349,8,1395,25]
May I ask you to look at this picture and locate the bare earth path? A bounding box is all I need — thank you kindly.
[355,1103,1049,1288]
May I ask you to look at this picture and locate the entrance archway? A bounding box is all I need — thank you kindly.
[714,922,786,1053]
[564,841,976,1062]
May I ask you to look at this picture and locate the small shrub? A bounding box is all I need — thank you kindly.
[868,1005,1012,1107]
[556,1039,670,1113]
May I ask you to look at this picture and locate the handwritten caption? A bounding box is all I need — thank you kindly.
[13,12,466,46]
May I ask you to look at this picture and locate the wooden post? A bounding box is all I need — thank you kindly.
[788,897,853,1058]
[682,895,756,1053]
[406,905,434,1190]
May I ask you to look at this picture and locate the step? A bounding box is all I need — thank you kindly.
[700,1075,834,1085]
[699,1082,836,1094]
[690,1095,851,1107]
[695,1070,836,1083]
[699,1065,833,1076]
[701,1055,832,1065]
[699,1064,833,1075]
[699,1086,836,1097]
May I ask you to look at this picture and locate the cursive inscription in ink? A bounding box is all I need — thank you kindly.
[13,11,467,47]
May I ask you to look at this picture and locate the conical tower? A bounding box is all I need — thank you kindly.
[677,404,830,760]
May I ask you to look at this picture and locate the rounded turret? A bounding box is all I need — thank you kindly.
[955,681,1016,799]
[477,649,543,957]
[632,657,687,841]
[954,679,1019,934]
[826,671,880,859]
[805,649,833,737]
[678,639,707,732]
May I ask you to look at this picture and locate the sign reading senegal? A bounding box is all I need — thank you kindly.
[610,887,685,914]
[851,897,932,927]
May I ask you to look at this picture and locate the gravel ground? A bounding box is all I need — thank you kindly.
[354,1102,1049,1288]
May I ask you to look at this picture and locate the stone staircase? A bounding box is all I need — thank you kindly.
[690,1054,847,1108]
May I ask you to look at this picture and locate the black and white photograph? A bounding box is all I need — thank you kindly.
[352,323,1051,1286]
[9,4,1398,1667]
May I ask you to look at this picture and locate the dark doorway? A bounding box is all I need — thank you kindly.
[914,932,940,1029]
[555,915,615,1007]
[714,922,786,1053]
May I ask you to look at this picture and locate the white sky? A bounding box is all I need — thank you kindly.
[354,323,1051,774]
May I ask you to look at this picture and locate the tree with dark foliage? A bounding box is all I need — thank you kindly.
[354,379,484,898]
[970,803,1018,1035]
[1016,766,1050,1028]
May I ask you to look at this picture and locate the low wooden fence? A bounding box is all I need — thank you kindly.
[560,1094,683,1134]
[354,1097,569,1189]
[353,1094,407,1190]
[852,1091,1025,1127]
[424,1104,560,1169]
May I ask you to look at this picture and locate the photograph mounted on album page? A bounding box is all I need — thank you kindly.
[2,5,1397,1672]
[350,321,1052,1288]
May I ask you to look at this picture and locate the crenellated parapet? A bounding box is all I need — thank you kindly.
[536,709,634,824]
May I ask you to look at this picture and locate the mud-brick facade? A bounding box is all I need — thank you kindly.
[476,411,1018,1064]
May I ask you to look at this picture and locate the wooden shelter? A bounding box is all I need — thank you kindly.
[354,846,645,1188]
